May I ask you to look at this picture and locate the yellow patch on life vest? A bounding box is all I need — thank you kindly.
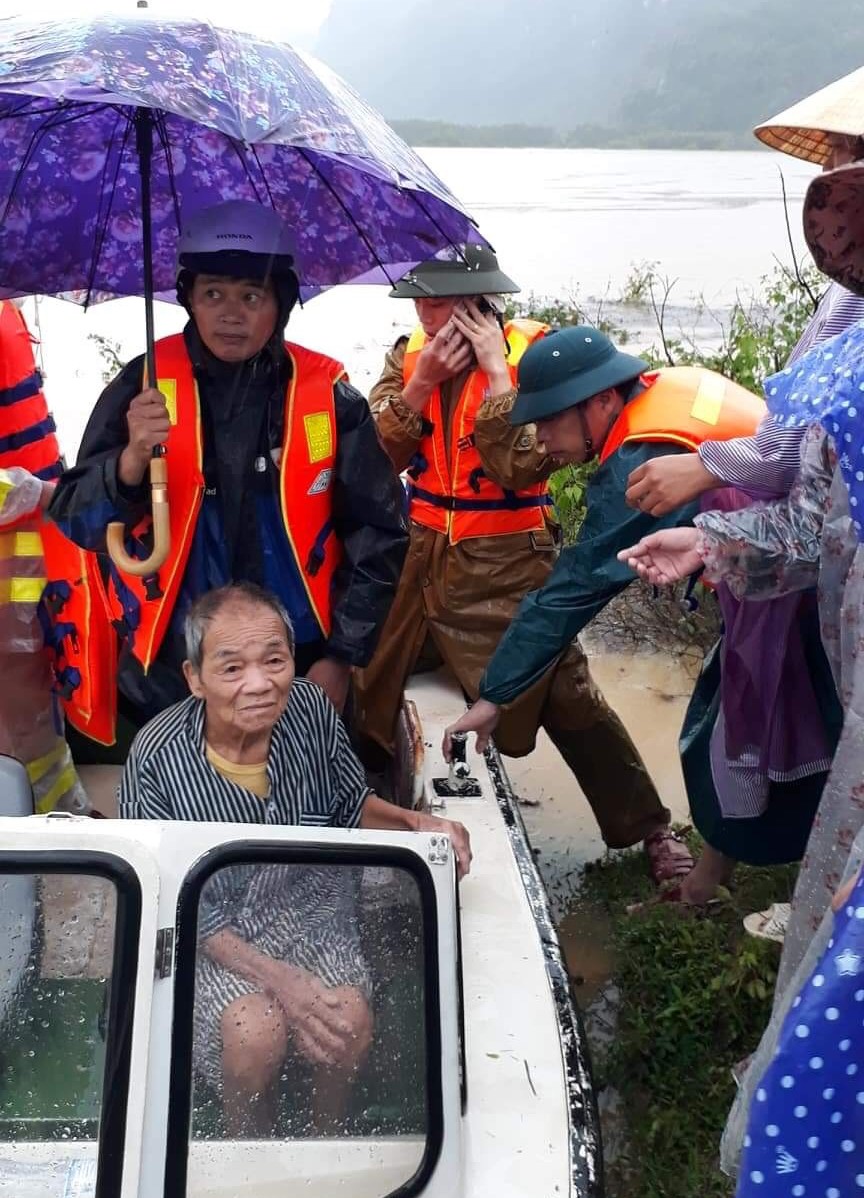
[0,531,43,559]
[689,373,724,426]
[0,575,46,604]
[157,377,178,425]
[304,412,333,463]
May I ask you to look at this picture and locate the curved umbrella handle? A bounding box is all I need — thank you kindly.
[106,455,171,577]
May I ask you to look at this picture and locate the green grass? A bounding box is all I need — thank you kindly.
[577,838,797,1198]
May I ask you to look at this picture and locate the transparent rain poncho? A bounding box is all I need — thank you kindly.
[0,467,89,814]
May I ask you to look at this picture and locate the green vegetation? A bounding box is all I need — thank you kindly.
[512,258,821,547]
[389,120,755,150]
[87,331,124,383]
[580,843,797,1198]
[508,263,823,1192]
[322,0,864,144]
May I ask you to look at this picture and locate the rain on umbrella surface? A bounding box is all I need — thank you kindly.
[0,14,485,574]
[0,15,484,313]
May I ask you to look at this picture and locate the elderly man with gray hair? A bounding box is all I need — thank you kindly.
[120,580,470,1135]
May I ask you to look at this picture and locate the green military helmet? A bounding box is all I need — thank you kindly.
[389,244,520,299]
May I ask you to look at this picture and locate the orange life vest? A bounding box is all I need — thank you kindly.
[0,300,63,481]
[43,334,344,745]
[599,366,766,463]
[403,319,551,544]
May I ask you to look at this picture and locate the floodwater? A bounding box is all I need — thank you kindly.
[510,645,696,1004]
[37,147,782,1015]
[32,146,817,461]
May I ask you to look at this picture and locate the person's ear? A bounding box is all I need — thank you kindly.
[183,659,204,699]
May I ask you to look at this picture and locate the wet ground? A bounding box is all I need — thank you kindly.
[507,645,696,1005]
[76,644,697,1001]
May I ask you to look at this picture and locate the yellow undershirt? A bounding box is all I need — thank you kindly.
[206,744,269,799]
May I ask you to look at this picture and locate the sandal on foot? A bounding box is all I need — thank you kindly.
[644,827,694,886]
[626,882,730,916]
[743,902,790,944]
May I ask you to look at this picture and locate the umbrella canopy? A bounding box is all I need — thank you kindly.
[754,66,864,166]
[0,13,485,304]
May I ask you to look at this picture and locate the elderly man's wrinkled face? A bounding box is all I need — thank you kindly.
[189,275,279,362]
[184,600,295,739]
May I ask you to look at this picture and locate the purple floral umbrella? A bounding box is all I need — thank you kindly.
[0,13,487,375]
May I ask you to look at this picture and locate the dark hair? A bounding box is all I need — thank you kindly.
[175,266,300,333]
[184,583,295,670]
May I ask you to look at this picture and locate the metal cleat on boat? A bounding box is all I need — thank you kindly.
[433,731,481,798]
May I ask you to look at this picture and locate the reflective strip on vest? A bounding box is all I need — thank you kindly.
[0,530,43,558]
[271,344,345,637]
[403,318,550,543]
[0,301,62,479]
[0,575,46,604]
[598,366,766,464]
[41,519,119,747]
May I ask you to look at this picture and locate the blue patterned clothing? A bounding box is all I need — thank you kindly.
[736,867,864,1197]
[764,320,864,540]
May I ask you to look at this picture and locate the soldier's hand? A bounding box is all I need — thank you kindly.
[451,300,509,388]
[119,388,171,487]
[625,454,719,517]
[401,321,475,410]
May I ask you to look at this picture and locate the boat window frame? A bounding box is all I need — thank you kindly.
[454,864,467,1114]
[0,850,142,1198]
[164,840,445,1198]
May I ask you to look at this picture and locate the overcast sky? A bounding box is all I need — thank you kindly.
[9,1,333,45]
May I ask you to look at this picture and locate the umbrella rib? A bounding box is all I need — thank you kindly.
[84,110,135,306]
[230,139,268,203]
[154,111,183,235]
[0,101,97,223]
[404,188,477,264]
[293,146,396,285]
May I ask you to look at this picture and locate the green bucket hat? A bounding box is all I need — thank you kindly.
[389,244,520,298]
[510,326,649,425]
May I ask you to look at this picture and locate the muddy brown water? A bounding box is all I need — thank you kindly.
[509,648,696,1006]
[66,647,696,998]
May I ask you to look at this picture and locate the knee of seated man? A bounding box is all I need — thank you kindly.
[331,985,374,1066]
[222,993,289,1077]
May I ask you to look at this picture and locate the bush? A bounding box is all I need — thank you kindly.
[581,845,799,1198]
[506,262,819,653]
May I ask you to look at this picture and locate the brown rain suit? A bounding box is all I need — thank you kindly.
[352,340,669,848]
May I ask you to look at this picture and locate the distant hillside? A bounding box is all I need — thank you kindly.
[315,0,864,141]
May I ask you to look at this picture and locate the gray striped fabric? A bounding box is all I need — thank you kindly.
[698,297,864,495]
[786,283,864,365]
[119,678,370,836]
[699,418,806,496]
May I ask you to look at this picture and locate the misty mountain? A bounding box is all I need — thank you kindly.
[314,0,864,135]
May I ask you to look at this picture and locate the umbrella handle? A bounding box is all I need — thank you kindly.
[106,455,170,577]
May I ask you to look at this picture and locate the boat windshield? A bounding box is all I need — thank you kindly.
[165,846,443,1198]
[0,854,140,1198]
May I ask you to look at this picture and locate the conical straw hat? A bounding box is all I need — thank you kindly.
[755,66,864,165]
[803,162,864,296]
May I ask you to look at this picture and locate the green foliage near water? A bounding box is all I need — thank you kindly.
[511,260,822,545]
[581,844,798,1198]
[389,119,754,151]
[505,261,819,653]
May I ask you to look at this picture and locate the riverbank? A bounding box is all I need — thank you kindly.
[390,120,759,152]
[510,648,793,1198]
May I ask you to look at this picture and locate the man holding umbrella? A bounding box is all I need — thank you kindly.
[48,200,408,755]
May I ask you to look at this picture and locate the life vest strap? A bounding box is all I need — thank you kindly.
[408,484,553,513]
[406,452,428,480]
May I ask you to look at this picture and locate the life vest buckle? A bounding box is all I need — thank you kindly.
[143,573,164,602]
[406,452,428,481]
